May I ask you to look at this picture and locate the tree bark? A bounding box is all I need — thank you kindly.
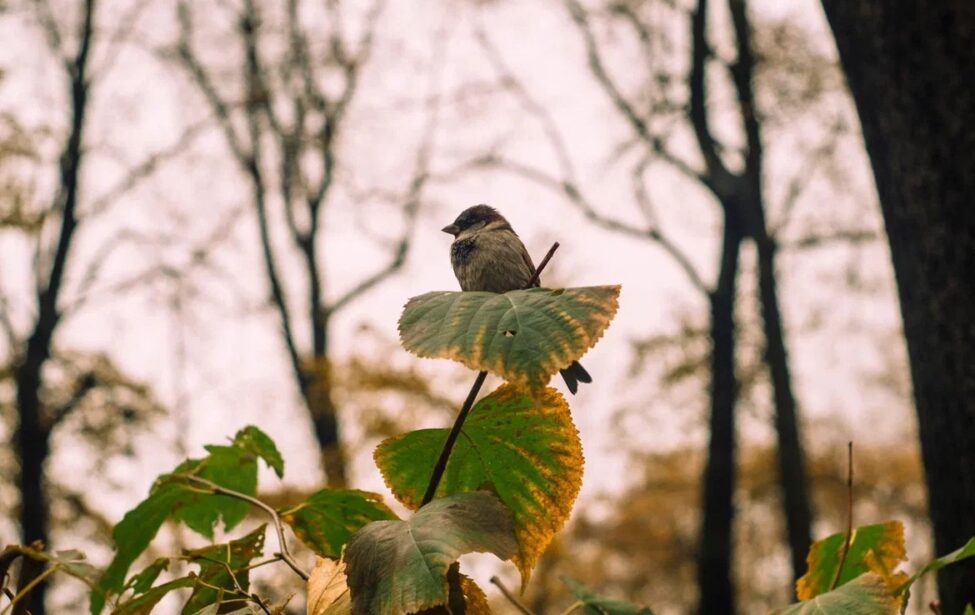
[819,2,975,612]
[755,233,813,585]
[304,350,348,487]
[697,215,743,615]
[12,4,94,614]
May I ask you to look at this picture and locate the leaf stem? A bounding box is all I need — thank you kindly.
[1,566,58,615]
[180,475,310,581]
[420,241,560,506]
[490,576,536,615]
[830,441,854,590]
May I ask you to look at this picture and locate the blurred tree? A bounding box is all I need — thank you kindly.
[0,1,205,610]
[819,3,975,611]
[171,0,442,486]
[464,1,874,610]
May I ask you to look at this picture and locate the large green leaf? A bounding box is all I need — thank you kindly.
[398,286,620,389]
[562,578,655,615]
[280,489,396,559]
[796,521,907,599]
[344,492,517,615]
[375,384,582,585]
[181,525,267,614]
[773,573,900,614]
[93,426,281,614]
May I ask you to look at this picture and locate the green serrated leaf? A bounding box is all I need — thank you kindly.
[232,426,285,478]
[172,445,256,538]
[896,536,975,595]
[375,383,582,586]
[562,577,654,615]
[95,426,279,614]
[344,492,517,615]
[398,286,620,389]
[774,573,900,614]
[279,489,396,559]
[797,521,907,599]
[112,577,196,615]
[180,525,266,614]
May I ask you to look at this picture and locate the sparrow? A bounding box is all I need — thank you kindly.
[442,204,592,394]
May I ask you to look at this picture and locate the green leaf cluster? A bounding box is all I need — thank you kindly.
[92,426,393,614]
[777,520,975,614]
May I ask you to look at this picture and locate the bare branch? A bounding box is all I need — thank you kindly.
[474,25,577,183]
[88,0,153,82]
[175,2,250,167]
[687,0,734,194]
[782,229,880,251]
[30,0,64,60]
[770,119,847,236]
[328,13,443,315]
[564,0,708,187]
[230,0,306,383]
[490,576,536,615]
[0,288,17,350]
[63,207,244,314]
[726,0,762,179]
[473,153,710,294]
[84,119,209,218]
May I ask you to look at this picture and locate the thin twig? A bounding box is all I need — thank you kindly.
[527,242,560,287]
[557,601,584,615]
[181,475,309,581]
[489,576,535,615]
[830,441,854,590]
[1,566,58,615]
[420,242,560,506]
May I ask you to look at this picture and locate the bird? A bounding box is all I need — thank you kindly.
[441,204,592,394]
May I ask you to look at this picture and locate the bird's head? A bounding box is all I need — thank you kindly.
[441,204,508,237]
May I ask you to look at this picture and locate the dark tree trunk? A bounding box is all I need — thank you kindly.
[12,4,94,613]
[819,3,975,612]
[754,234,813,586]
[14,344,53,615]
[697,216,743,615]
[305,349,348,488]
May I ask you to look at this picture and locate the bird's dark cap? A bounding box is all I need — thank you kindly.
[442,204,507,236]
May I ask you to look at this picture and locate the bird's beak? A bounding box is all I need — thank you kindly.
[441,224,460,236]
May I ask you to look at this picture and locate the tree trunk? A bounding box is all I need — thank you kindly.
[11,4,93,612]
[305,353,348,487]
[698,216,743,615]
[14,342,53,615]
[819,3,975,611]
[755,233,813,585]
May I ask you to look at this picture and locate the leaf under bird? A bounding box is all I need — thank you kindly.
[441,204,592,394]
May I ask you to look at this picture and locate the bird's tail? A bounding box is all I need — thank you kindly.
[559,360,593,395]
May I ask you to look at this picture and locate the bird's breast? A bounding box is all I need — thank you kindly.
[450,237,477,264]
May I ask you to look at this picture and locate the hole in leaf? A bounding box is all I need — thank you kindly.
[503,329,517,337]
